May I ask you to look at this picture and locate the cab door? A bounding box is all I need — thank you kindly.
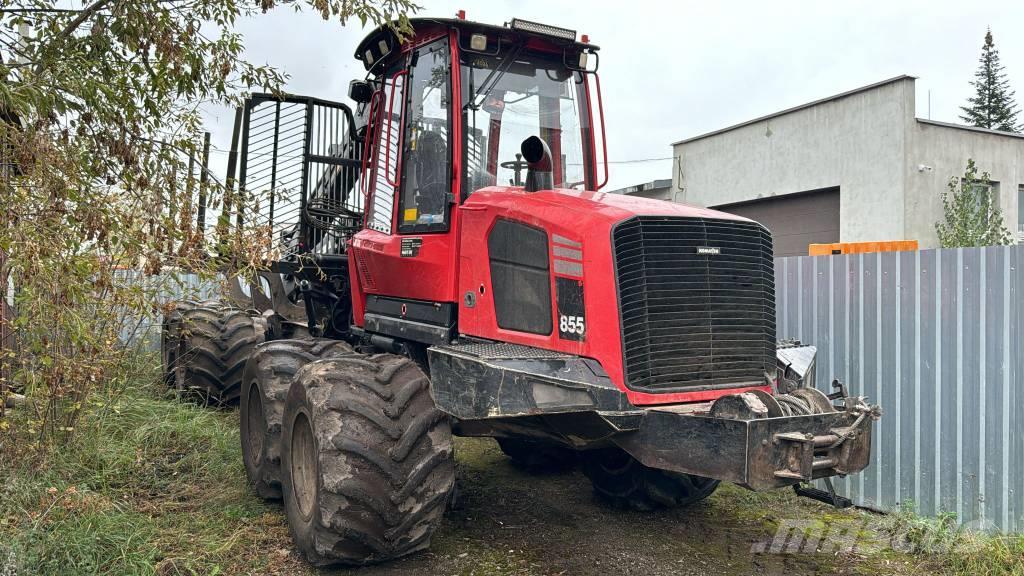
[350,36,460,342]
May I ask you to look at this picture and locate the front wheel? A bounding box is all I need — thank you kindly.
[240,339,356,500]
[281,354,455,566]
[581,447,719,511]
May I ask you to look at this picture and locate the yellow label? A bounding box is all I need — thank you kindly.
[403,208,418,222]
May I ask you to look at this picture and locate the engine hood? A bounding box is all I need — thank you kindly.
[462,185,755,227]
[455,185,772,407]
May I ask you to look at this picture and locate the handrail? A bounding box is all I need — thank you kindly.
[360,89,382,199]
[593,72,609,190]
[384,70,407,188]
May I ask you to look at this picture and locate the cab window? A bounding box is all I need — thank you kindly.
[398,39,452,233]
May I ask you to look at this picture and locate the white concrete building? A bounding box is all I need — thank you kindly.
[609,178,672,199]
[664,75,1024,256]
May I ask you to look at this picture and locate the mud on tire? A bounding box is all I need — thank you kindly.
[174,302,264,405]
[240,339,356,499]
[582,447,719,511]
[281,354,455,566]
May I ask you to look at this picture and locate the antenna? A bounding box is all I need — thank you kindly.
[928,89,932,120]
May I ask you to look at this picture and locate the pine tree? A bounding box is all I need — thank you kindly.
[935,159,1012,248]
[959,29,1021,133]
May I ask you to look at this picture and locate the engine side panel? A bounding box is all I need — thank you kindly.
[457,189,622,373]
[487,219,553,335]
[457,186,774,406]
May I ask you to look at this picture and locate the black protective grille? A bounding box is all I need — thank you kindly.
[613,216,776,393]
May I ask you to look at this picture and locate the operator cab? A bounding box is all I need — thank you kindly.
[353,16,604,231]
[348,15,606,329]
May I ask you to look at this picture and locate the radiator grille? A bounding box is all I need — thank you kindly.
[612,216,776,393]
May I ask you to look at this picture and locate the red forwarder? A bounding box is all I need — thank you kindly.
[163,13,881,567]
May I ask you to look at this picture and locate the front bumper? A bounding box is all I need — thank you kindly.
[428,341,879,491]
[614,403,875,490]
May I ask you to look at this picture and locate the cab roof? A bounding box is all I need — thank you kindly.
[354,16,600,74]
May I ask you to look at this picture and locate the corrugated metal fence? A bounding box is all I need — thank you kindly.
[117,271,220,351]
[776,245,1023,532]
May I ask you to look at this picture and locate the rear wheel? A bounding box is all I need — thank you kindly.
[581,447,719,511]
[175,302,264,405]
[240,339,356,499]
[496,438,577,473]
[281,354,455,566]
[161,300,215,389]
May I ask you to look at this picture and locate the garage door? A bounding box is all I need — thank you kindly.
[711,188,840,258]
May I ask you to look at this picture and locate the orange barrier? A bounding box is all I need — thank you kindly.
[808,240,918,256]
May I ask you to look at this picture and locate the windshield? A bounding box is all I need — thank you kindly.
[461,46,592,195]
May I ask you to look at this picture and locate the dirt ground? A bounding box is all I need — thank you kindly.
[304,438,929,576]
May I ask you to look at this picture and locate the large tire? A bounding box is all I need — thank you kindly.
[176,302,264,405]
[161,300,214,389]
[496,438,577,473]
[241,339,356,500]
[161,311,182,389]
[281,354,455,566]
[581,447,720,511]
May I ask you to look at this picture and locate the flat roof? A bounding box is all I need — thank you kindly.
[672,75,917,146]
[916,118,1024,140]
[610,179,672,195]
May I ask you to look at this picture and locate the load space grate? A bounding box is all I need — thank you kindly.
[239,95,363,258]
[612,216,776,393]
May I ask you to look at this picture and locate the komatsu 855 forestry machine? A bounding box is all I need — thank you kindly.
[162,13,881,567]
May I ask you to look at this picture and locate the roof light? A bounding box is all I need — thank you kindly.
[581,34,590,44]
[470,33,487,51]
[509,18,576,41]
[456,9,466,20]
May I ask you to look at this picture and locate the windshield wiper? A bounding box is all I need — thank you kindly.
[463,41,525,111]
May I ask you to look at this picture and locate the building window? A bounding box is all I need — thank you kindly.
[1018,184,1024,237]
[970,181,999,225]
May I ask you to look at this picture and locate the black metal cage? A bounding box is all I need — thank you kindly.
[238,94,364,258]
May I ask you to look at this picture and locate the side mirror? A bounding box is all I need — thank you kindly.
[521,136,553,193]
[348,80,373,104]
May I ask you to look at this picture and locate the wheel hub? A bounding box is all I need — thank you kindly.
[245,383,265,465]
[290,412,317,520]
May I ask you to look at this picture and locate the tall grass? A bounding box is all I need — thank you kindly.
[881,503,1024,576]
[0,358,296,576]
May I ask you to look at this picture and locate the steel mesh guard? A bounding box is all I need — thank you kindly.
[612,216,776,392]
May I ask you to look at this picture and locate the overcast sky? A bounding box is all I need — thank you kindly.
[201,0,1024,191]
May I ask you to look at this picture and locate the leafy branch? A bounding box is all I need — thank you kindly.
[935,158,1012,248]
[0,0,417,448]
